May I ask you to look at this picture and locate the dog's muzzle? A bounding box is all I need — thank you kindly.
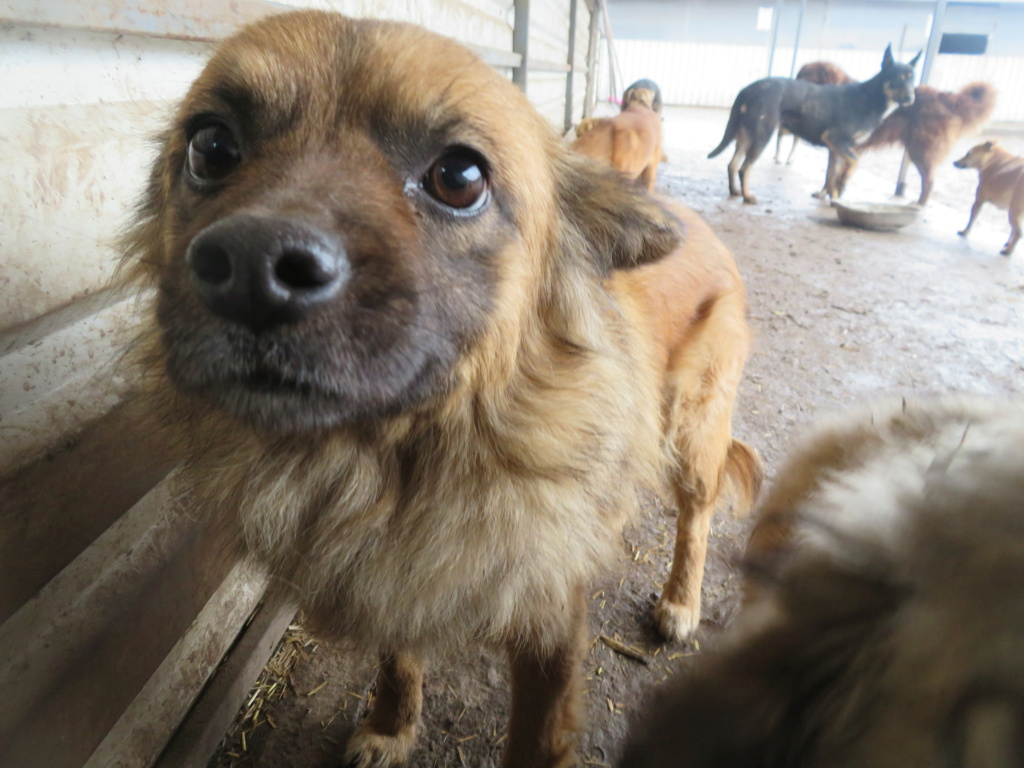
[187,213,349,330]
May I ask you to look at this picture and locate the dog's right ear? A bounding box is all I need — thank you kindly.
[882,43,895,69]
[557,155,684,272]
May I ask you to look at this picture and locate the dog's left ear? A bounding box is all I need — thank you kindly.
[908,50,922,68]
[882,44,895,68]
[558,156,683,272]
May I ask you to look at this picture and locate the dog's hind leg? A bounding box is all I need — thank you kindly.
[344,651,424,768]
[655,305,759,641]
[916,160,934,206]
[727,136,747,198]
[1003,197,1022,256]
[504,587,587,768]
[774,128,787,163]
[738,130,772,205]
[786,135,799,165]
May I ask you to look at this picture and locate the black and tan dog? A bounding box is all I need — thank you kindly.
[774,61,856,165]
[120,11,760,768]
[709,45,920,204]
[620,396,1024,767]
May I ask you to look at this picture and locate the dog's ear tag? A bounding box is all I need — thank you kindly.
[559,158,684,272]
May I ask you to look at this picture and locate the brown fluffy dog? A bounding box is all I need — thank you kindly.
[954,140,1024,256]
[619,396,1024,767]
[120,11,760,768]
[572,89,664,191]
[844,82,996,205]
[775,61,855,165]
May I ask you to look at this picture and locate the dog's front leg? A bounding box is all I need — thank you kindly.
[1002,210,1021,256]
[818,131,857,200]
[958,196,984,237]
[344,650,424,768]
[504,587,587,768]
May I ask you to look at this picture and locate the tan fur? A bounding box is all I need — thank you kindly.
[575,116,600,138]
[621,396,1024,767]
[571,89,664,192]
[954,140,1024,256]
[119,11,758,766]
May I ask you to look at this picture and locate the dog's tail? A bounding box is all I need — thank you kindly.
[954,82,997,132]
[708,97,743,158]
[724,438,764,515]
[856,106,910,155]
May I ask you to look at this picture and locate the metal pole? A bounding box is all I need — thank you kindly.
[895,0,946,196]
[513,0,530,93]
[766,0,784,77]
[789,0,807,78]
[564,0,579,132]
[583,0,601,117]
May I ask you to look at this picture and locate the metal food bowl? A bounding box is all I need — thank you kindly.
[833,200,921,231]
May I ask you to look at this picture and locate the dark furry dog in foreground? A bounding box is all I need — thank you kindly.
[848,82,997,205]
[710,45,919,204]
[775,61,856,165]
[620,397,1024,767]
[120,10,760,767]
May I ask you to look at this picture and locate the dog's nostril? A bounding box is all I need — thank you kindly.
[275,250,336,290]
[190,244,233,286]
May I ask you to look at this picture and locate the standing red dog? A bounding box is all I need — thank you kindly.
[954,140,1024,256]
[849,82,997,205]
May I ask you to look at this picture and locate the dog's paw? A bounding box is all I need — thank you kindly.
[1001,247,1014,257]
[343,722,419,768]
[811,190,828,200]
[654,599,700,642]
[742,195,758,205]
[958,229,969,237]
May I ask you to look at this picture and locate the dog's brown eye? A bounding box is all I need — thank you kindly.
[187,123,241,182]
[424,150,488,211]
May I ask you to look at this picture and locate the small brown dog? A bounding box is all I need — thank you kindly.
[623,78,664,114]
[775,61,855,165]
[572,88,664,191]
[121,11,759,768]
[620,396,1024,767]
[954,140,1024,256]
[845,82,996,205]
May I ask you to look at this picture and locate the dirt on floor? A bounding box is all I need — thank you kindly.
[209,107,1024,768]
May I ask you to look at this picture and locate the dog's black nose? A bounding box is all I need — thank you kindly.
[187,214,348,329]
